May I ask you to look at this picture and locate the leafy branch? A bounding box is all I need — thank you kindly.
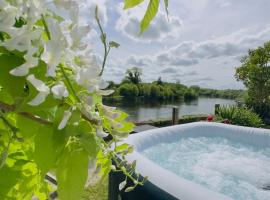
[95,6,119,76]
[0,101,99,126]
[0,101,51,125]
[101,140,147,192]
[0,114,14,169]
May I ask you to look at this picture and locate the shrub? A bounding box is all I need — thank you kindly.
[150,84,161,99]
[232,108,263,127]
[119,83,139,99]
[216,105,237,120]
[184,89,198,100]
[216,105,263,127]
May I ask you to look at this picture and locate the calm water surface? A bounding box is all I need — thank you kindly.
[105,97,235,122]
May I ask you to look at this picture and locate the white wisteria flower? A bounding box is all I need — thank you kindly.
[41,17,66,77]
[53,0,79,23]
[51,82,69,99]
[96,127,108,138]
[75,54,101,84]
[58,110,72,130]
[101,105,121,119]
[10,47,39,76]
[70,24,90,50]
[26,74,50,106]
[0,4,17,36]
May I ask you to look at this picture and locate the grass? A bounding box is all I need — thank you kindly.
[82,176,108,200]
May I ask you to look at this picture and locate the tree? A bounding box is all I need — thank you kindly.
[235,41,270,119]
[119,83,139,99]
[124,67,142,84]
[157,77,163,85]
[150,85,161,99]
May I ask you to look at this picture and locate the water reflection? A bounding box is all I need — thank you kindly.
[104,97,236,122]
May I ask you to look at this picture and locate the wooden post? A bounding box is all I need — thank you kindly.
[172,106,179,125]
[215,104,220,115]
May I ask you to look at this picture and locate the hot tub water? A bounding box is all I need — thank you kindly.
[141,137,270,200]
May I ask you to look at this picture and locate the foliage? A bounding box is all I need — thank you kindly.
[119,84,139,99]
[124,0,169,33]
[235,41,270,119]
[83,176,108,200]
[216,106,263,127]
[197,87,244,99]
[123,67,142,85]
[140,0,160,34]
[216,105,237,120]
[157,77,163,85]
[184,88,198,101]
[0,0,164,199]
[107,69,244,102]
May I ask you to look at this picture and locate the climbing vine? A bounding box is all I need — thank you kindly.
[0,0,167,199]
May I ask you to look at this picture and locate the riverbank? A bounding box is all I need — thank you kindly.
[134,114,208,127]
[104,97,236,122]
[106,80,245,103]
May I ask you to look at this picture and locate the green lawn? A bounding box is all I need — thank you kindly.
[82,176,108,200]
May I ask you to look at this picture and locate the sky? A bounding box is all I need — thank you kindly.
[81,0,270,89]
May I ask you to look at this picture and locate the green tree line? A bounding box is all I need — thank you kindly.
[105,67,244,102]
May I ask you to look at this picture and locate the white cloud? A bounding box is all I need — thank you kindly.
[154,25,270,67]
[161,67,178,74]
[217,0,232,8]
[80,0,108,25]
[105,25,270,88]
[126,55,149,66]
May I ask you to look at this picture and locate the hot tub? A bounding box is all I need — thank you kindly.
[109,122,270,200]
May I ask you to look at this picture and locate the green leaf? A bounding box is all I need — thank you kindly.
[115,143,130,152]
[65,121,100,157]
[0,87,14,104]
[0,165,22,198]
[0,54,26,98]
[34,125,56,176]
[109,41,120,48]
[124,0,144,9]
[56,142,89,200]
[118,121,134,133]
[97,151,112,178]
[125,186,135,192]
[80,133,100,157]
[17,115,41,138]
[140,0,159,33]
[114,110,129,122]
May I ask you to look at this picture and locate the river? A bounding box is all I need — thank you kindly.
[104,97,236,122]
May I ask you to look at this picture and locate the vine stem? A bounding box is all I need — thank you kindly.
[0,101,51,125]
[0,136,11,169]
[41,14,51,40]
[0,115,15,169]
[59,65,81,103]
[0,101,99,125]
[95,6,110,76]
[101,140,144,187]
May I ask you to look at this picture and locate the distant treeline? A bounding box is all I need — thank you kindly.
[104,67,245,102]
[106,81,244,102]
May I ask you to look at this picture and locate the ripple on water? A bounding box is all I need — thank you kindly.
[141,137,270,200]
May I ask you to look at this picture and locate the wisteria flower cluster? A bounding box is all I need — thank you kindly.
[0,0,148,199]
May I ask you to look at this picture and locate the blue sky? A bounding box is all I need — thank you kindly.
[83,0,270,89]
